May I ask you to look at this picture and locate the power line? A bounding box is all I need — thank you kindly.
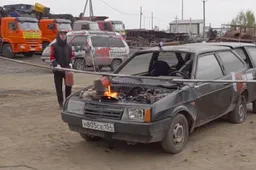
[99,0,139,16]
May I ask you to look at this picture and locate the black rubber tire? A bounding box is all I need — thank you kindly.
[228,95,247,124]
[110,59,122,71]
[80,133,101,141]
[42,42,50,51]
[161,113,189,154]
[23,52,34,57]
[73,59,86,70]
[2,44,15,58]
[252,101,256,114]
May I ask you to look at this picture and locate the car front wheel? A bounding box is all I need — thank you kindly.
[73,59,86,70]
[161,113,189,154]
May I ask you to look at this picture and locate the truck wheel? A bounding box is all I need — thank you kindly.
[228,95,247,124]
[161,113,189,154]
[80,133,101,141]
[23,52,34,57]
[2,44,15,58]
[110,59,122,71]
[73,59,86,70]
[42,42,49,51]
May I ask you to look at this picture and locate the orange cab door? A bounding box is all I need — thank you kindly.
[6,21,20,41]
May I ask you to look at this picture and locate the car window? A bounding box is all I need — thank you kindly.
[196,54,223,80]
[246,47,256,64]
[91,36,108,47]
[108,37,125,47]
[218,51,245,74]
[234,48,247,60]
[71,35,87,46]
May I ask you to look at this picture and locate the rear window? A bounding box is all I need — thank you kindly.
[90,36,125,47]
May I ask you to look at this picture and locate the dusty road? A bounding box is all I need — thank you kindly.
[1,55,256,170]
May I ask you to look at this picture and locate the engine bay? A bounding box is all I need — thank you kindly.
[80,83,177,104]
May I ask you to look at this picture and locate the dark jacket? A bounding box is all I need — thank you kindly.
[50,33,74,71]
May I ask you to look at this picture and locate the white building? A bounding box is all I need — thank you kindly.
[169,19,204,35]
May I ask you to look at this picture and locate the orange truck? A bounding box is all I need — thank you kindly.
[0,16,42,58]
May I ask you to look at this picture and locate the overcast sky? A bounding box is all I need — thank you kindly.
[1,0,255,29]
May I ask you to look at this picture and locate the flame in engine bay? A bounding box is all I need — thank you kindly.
[104,85,118,98]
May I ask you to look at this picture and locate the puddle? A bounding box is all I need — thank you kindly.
[0,89,50,97]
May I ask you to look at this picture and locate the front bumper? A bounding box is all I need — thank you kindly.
[61,111,171,143]
[14,43,42,53]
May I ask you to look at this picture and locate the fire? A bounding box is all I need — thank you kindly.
[104,85,118,98]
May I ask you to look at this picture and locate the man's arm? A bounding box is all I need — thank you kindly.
[50,45,59,67]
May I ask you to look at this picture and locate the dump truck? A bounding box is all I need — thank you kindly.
[0,6,42,58]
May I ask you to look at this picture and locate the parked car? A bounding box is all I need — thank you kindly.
[61,44,254,154]
[41,30,130,71]
[184,42,256,110]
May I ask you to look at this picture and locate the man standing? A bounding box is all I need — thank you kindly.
[8,7,21,17]
[50,30,74,109]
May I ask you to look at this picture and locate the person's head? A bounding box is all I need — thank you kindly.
[59,30,67,41]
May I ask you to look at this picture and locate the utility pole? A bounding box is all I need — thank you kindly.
[202,0,207,40]
[82,0,94,20]
[151,12,153,30]
[175,16,178,33]
[139,6,142,29]
[181,0,184,20]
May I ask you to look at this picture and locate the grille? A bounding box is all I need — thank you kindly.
[84,102,124,120]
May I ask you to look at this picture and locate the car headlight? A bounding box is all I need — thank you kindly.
[122,108,151,122]
[66,100,85,115]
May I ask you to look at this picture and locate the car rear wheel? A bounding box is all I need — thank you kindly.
[228,95,247,124]
[161,113,189,154]
[80,133,101,141]
[110,59,122,71]
[73,59,86,70]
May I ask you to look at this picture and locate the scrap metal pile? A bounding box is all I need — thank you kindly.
[125,29,191,47]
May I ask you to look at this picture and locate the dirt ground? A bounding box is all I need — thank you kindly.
[1,55,256,170]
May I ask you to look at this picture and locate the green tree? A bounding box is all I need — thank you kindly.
[230,10,255,34]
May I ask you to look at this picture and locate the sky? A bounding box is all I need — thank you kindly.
[1,0,256,30]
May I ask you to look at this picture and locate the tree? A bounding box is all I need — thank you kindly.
[230,10,255,34]
[231,10,255,26]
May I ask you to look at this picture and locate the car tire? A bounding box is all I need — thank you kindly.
[228,95,247,124]
[42,42,49,51]
[110,59,122,71]
[252,101,256,113]
[80,133,101,141]
[73,59,86,70]
[161,113,189,154]
[2,43,15,58]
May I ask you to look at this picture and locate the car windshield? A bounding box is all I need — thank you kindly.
[113,23,125,32]
[91,36,125,47]
[57,23,72,30]
[116,51,193,76]
[90,23,99,30]
[18,21,39,30]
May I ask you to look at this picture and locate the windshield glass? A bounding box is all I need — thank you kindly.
[18,22,39,30]
[91,36,125,48]
[90,23,99,30]
[113,23,125,32]
[57,23,72,30]
[117,51,193,76]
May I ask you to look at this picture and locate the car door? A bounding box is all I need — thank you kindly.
[215,50,247,113]
[243,46,256,102]
[194,53,227,126]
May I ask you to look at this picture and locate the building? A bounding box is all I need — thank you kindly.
[169,19,203,35]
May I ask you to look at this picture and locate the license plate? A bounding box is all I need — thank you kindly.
[82,120,115,132]
[30,48,35,51]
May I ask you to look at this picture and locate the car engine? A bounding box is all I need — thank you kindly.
[80,84,175,104]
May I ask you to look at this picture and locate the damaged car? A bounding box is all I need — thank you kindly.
[61,44,252,154]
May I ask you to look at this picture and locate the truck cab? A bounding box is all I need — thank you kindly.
[39,18,72,50]
[97,20,126,39]
[0,16,42,58]
[72,20,99,31]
